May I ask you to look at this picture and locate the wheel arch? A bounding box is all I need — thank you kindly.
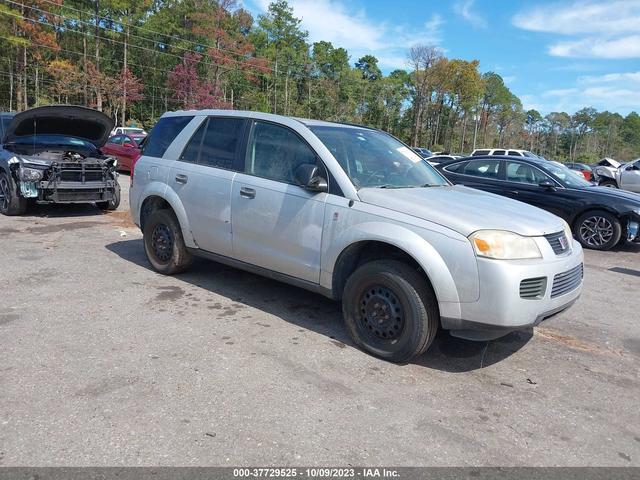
[325,223,461,310]
[139,188,196,248]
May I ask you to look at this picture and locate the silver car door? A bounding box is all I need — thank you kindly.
[231,120,328,284]
[168,117,246,257]
[620,160,640,193]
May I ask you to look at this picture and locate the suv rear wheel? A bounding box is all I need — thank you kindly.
[143,209,193,274]
[342,260,439,363]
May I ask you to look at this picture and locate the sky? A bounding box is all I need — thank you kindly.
[242,0,640,116]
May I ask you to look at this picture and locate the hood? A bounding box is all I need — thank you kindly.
[358,185,566,237]
[585,185,640,203]
[3,106,114,147]
[598,158,622,168]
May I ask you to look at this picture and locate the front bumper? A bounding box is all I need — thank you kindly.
[442,237,584,340]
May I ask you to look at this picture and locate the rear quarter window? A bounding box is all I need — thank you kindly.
[142,116,194,158]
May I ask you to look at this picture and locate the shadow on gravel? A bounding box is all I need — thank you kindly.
[19,202,104,218]
[106,238,529,373]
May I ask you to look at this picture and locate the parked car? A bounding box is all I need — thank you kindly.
[110,126,147,136]
[0,105,120,216]
[592,157,640,192]
[564,162,594,182]
[130,111,583,362]
[102,133,145,173]
[471,148,542,159]
[426,154,464,166]
[436,155,640,250]
[411,147,433,158]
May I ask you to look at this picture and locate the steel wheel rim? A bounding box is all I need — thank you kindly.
[0,176,10,211]
[151,223,173,263]
[358,284,405,342]
[579,216,614,247]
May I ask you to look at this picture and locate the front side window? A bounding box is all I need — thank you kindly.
[246,121,318,184]
[506,161,549,185]
[462,160,501,179]
[546,161,590,188]
[492,150,506,156]
[473,149,490,156]
[310,126,448,189]
[143,115,194,158]
[108,135,123,145]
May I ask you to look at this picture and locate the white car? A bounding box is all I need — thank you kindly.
[593,157,640,192]
[472,148,542,159]
[110,126,147,136]
[130,110,583,362]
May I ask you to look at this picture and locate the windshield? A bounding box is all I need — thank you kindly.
[310,126,449,189]
[546,161,591,188]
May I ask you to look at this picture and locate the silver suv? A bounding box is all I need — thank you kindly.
[130,111,584,362]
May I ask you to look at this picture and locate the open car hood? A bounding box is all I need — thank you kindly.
[3,105,114,147]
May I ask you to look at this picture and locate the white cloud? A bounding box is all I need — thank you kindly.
[453,0,487,29]
[249,0,443,70]
[524,71,640,114]
[513,0,640,59]
[549,35,640,59]
[513,0,640,35]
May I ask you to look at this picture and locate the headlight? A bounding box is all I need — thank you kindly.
[19,167,44,182]
[469,230,542,260]
[562,220,573,244]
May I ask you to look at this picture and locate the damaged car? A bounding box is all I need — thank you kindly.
[593,157,640,192]
[0,105,120,216]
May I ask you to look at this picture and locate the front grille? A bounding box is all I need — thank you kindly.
[545,231,570,255]
[54,163,106,184]
[520,277,547,299]
[551,264,583,298]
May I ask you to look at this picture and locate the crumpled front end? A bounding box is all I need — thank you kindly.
[10,154,119,204]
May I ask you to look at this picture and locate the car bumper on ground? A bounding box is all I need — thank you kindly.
[442,238,584,340]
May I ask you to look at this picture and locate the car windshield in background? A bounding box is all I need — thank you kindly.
[131,136,146,146]
[310,126,448,189]
[7,134,96,150]
[546,162,591,188]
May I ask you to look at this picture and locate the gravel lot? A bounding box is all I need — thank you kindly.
[1,174,639,466]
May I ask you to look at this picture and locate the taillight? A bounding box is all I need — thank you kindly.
[583,170,591,181]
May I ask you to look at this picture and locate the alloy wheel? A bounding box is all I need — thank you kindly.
[579,215,614,247]
[0,175,10,211]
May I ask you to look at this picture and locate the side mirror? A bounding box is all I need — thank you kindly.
[294,163,328,192]
[539,180,556,190]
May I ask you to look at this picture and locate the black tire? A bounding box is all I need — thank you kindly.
[575,210,622,251]
[342,259,439,363]
[0,170,27,216]
[143,209,193,274]
[97,184,121,211]
[599,179,618,188]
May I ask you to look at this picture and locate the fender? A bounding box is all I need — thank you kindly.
[322,222,463,311]
[137,183,198,249]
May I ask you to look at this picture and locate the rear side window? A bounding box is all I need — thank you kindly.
[108,135,123,145]
[508,150,522,156]
[472,150,490,156]
[492,150,506,156]
[199,118,244,169]
[180,122,206,163]
[143,115,194,158]
[462,160,501,179]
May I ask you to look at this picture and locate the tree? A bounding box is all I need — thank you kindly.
[167,52,230,110]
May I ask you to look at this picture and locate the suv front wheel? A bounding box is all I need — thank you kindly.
[143,209,193,274]
[342,260,439,363]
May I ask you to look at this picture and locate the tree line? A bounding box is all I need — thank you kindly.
[1,0,639,161]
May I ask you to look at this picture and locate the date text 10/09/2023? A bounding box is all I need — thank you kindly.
[233,468,400,478]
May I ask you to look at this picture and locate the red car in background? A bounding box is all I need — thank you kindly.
[101,133,145,173]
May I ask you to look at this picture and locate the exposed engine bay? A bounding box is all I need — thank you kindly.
[0,106,121,215]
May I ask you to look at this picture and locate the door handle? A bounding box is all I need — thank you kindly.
[175,174,188,184]
[240,187,256,199]
[508,190,519,195]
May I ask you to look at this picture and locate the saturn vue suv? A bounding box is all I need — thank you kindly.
[130,110,584,362]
